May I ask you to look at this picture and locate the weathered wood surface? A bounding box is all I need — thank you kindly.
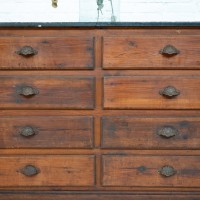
[0,28,199,197]
[102,117,200,149]
[103,36,200,69]
[0,116,93,148]
[104,75,200,109]
[0,76,95,109]
[103,155,200,187]
[0,155,95,187]
[0,37,94,70]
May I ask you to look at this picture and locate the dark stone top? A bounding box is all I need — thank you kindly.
[0,22,200,28]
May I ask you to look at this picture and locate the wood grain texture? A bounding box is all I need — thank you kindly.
[0,116,93,148]
[102,155,200,187]
[0,193,199,200]
[102,116,200,149]
[0,28,200,193]
[104,75,200,109]
[0,155,95,187]
[0,37,94,70]
[103,36,200,69]
[0,76,95,109]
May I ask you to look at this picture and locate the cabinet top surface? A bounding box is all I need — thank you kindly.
[1,0,200,27]
[1,22,200,28]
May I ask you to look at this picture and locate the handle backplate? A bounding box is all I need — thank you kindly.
[157,126,178,138]
[17,86,39,97]
[16,46,38,57]
[159,45,180,56]
[19,126,36,137]
[159,86,180,98]
[158,165,177,177]
[20,165,40,177]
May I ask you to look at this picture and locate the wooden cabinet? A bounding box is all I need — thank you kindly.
[0,27,200,199]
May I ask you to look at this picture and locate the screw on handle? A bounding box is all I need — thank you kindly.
[17,86,39,97]
[159,86,180,98]
[19,165,40,177]
[157,126,178,138]
[159,44,180,56]
[16,46,38,57]
[158,165,177,177]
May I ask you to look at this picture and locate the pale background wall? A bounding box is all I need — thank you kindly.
[0,0,200,22]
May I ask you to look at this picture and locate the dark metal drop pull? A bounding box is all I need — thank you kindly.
[20,126,36,137]
[159,45,180,56]
[20,165,40,177]
[17,86,39,97]
[157,126,178,138]
[159,86,180,98]
[158,165,177,177]
[16,46,38,57]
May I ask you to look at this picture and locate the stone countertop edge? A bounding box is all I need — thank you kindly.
[0,22,200,27]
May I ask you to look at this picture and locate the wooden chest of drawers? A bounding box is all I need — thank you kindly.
[0,27,200,199]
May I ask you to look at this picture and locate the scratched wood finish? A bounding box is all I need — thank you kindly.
[104,75,200,109]
[0,155,94,187]
[103,36,200,69]
[103,155,200,187]
[0,116,93,148]
[0,37,94,70]
[0,28,200,196]
[0,193,199,200]
[0,76,95,109]
[102,117,200,149]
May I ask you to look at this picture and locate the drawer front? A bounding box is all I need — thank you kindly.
[103,36,200,69]
[0,37,94,70]
[104,76,200,109]
[0,155,94,187]
[102,155,200,187]
[102,117,200,149]
[0,76,95,109]
[0,116,93,148]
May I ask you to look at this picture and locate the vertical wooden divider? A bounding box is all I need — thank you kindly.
[94,33,103,187]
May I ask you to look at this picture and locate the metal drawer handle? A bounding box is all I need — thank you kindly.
[20,165,40,177]
[159,45,180,56]
[20,126,36,137]
[17,86,39,97]
[158,165,177,177]
[16,46,38,57]
[157,126,178,138]
[159,86,180,98]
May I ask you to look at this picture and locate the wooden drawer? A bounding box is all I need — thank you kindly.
[0,116,93,149]
[102,117,200,149]
[0,76,95,109]
[0,37,94,70]
[0,155,95,187]
[102,155,200,187]
[104,75,200,109]
[103,36,200,69]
